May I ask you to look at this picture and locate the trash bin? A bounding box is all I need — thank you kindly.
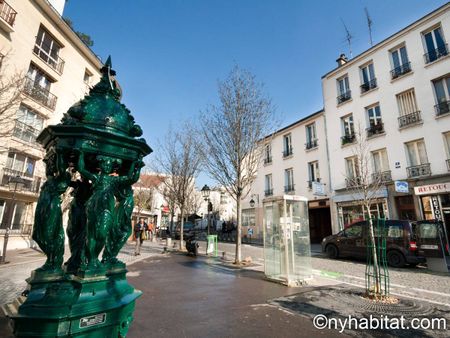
[206,235,218,257]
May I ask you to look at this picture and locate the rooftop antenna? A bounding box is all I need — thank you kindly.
[365,7,373,46]
[341,18,353,58]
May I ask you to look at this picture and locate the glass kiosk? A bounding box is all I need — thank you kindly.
[263,195,312,286]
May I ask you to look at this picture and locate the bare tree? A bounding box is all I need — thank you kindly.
[133,174,156,220]
[154,123,202,249]
[345,123,387,299]
[199,65,276,264]
[185,190,202,217]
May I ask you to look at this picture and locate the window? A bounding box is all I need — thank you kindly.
[305,123,317,149]
[360,63,377,93]
[337,75,351,103]
[443,132,450,170]
[242,209,255,227]
[5,152,36,177]
[433,76,450,116]
[366,104,383,136]
[24,64,57,110]
[283,134,292,157]
[396,89,421,128]
[220,192,227,205]
[13,105,44,143]
[372,149,389,173]
[33,26,64,73]
[345,156,359,179]
[264,143,272,164]
[345,224,363,237]
[390,45,411,78]
[284,168,294,192]
[405,139,431,177]
[265,174,273,196]
[423,26,448,63]
[341,114,355,145]
[307,161,320,189]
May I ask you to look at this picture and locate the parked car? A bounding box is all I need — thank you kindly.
[174,221,195,240]
[321,220,426,268]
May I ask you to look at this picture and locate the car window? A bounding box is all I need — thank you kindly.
[387,225,403,238]
[417,223,439,239]
[345,225,362,237]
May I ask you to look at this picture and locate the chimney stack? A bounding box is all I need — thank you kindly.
[336,54,348,67]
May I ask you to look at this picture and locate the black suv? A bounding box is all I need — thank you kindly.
[321,220,426,268]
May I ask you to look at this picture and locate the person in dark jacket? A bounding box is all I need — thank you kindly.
[134,218,148,255]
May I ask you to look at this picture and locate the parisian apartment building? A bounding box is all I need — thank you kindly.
[0,0,102,250]
[246,2,450,241]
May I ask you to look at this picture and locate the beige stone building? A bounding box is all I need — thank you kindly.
[0,0,102,251]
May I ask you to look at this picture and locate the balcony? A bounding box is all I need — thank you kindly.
[264,188,273,197]
[398,111,421,128]
[305,139,318,150]
[360,78,377,94]
[346,177,361,188]
[341,134,355,146]
[372,170,392,183]
[390,62,411,79]
[284,184,295,193]
[435,100,450,116]
[33,43,65,74]
[0,168,42,195]
[0,0,17,32]
[23,77,57,110]
[263,156,272,165]
[424,44,448,64]
[282,147,293,158]
[446,159,450,171]
[12,120,41,144]
[406,163,431,178]
[337,90,351,104]
[366,123,384,137]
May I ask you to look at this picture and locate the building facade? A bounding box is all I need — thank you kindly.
[321,3,450,234]
[0,0,102,250]
[244,110,332,243]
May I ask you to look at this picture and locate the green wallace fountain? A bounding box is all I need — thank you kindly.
[2,57,152,337]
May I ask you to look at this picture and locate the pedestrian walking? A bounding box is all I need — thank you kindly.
[134,218,148,255]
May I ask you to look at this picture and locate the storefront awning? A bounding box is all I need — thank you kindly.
[332,187,388,203]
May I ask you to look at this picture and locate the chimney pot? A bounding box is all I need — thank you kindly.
[336,54,348,67]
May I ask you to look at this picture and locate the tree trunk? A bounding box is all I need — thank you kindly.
[235,195,242,264]
[179,208,184,250]
[366,206,381,297]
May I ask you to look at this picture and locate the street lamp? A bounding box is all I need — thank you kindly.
[249,194,259,208]
[201,184,211,235]
[1,175,26,264]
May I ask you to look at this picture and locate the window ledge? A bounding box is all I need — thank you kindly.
[398,120,424,131]
[305,146,318,152]
[435,112,450,120]
[263,161,273,167]
[360,86,379,97]
[367,131,386,140]
[283,154,294,160]
[341,141,356,148]
[424,53,450,68]
[337,98,353,108]
[390,70,414,83]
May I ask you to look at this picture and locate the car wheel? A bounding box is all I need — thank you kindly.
[387,250,406,268]
[326,244,339,259]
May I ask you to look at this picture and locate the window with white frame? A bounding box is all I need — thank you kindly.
[33,26,63,72]
[337,75,351,103]
[405,139,428,166]
[422,25,448,63]
[13,105,44,143]
[284,168,294,192]
[345,156,360,179]
[283,134,292,157]
[367,105,382,127]
[27,64,52,91]
[396,89,419,116]
[305,123,317,149]
[390,45,410,78]
[341,114,354,144]
[264,143,272,164]
[372,149,390,173]
[443,132,450,170]
[5,152,36,177]
[360,63,377,92]
[308,161,320,188]
[265,174,273,196]
[433,76,450,115]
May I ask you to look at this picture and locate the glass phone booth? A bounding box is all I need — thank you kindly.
[263,195,312,286]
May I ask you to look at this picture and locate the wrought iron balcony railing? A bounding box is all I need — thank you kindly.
[337,90,351,104]
[424,44,449,64]
[12,120,41,144]
[263,156,272,164]
[0,169,42,194]
[390,62,411,79]
[305,139,318,150]
[346,177,361,188]
[406,163,431,178]
[372,170,392,183]
[0,0,17,27]
[264,188,273,197]
[33,42,65,74]
[366,123,384,137]
[398,111,421,128]
[23,77,57,110]
[284,184,295,193]
[341,134,355,145]
[360,78,377,93]
[435,100,450,116]
[0,223,33,235]
[282,147,293,158]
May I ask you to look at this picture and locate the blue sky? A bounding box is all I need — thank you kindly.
[63,0,448,186]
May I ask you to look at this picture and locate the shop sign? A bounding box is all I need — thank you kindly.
[312,181,326,196]
[395,181,409,193]
[431,196,442,221]
[414,183,450,196]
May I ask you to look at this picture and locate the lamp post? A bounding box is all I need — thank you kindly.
[1,175,26,264]
[201,184,211,236]
[248,194,259,244]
